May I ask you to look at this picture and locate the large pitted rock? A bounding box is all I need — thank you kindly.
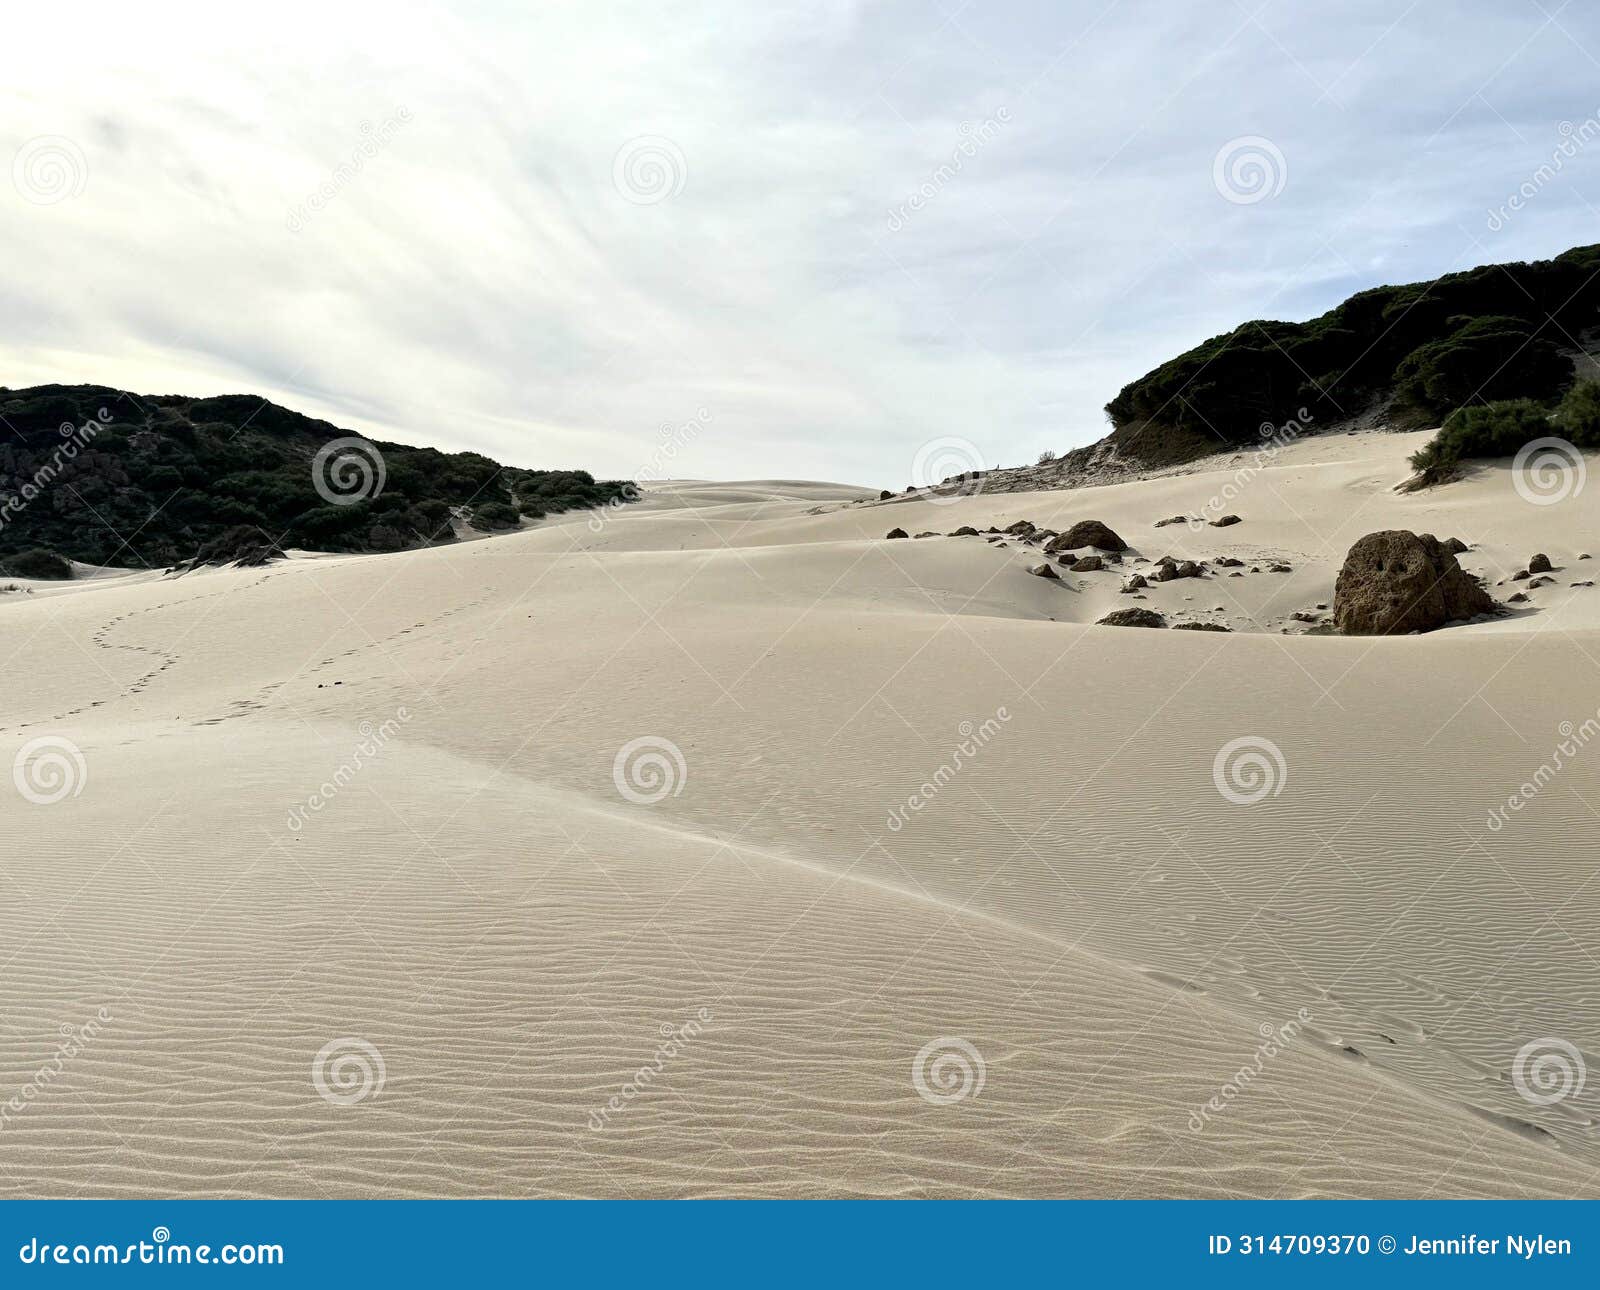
[1097,607,1166,628]
[1332,530,1498,636]
[1045,520,1127,553]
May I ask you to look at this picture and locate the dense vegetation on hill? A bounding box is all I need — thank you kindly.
[1103,244,1600,466]
[1406,379,1600,485]
[0,385,633,571]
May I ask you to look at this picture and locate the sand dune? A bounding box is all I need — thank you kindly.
[4,428,1599,1197]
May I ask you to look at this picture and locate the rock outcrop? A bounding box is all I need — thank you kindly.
[1046,520,1127,553]
[1332,530,1498,635]
[1097,607,1166,628]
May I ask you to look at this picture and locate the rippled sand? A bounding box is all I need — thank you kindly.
[3,430,1598,1197]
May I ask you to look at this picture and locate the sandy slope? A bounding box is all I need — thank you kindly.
[3,429,1599,1198]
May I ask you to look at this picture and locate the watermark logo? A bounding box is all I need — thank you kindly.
[587,1009,713,1130]
[1512,1037,1586,1106]
[1512,436,1585,507]
[0,408,108,533]
[587,407,711,534]
[612,736,687,805]
[911,1037,985,1106]
[1487,112,1600,231]
[1212,136,1287,205]
[286,710,411,833]
[886,709,1010,831]
[286,108,412,233]
[1212,736,1286,805]
[12,735,87,805]
[1189,1011,1312,1132]
[886,109,1011,232]
[1486,714,1600,833]
[908,436,985,504]
[12,135,88,205]
[612,135,687,205]
[0,1009,112,1130]
[311,1037,386,1106]
[1189,409,1313,530]
[312,437,387,506]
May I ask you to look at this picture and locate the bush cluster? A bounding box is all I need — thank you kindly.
[1104,244,1600,464]
[1407,379,1600,483]
[0,385,635,568]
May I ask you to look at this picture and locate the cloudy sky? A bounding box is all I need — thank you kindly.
[6,1,1600,487]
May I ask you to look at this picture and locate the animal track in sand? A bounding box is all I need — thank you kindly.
[297,595,493,694]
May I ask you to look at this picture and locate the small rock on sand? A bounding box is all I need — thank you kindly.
[1097,607,1166,628]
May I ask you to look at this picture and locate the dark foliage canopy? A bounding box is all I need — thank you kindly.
[1104,244,1600,465]
[0,385,634,568]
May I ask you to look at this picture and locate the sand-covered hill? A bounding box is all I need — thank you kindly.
[3,426,1598,1198]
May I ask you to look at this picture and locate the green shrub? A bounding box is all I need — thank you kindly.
[1,548,73,579]
[1554,378,1600,445]
[1391,316,1571,421]
[470,500,522,530]
[1407,399,1555,484]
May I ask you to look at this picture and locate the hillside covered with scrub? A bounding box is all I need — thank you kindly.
[0,384,634,574]
[1101,243,1600,467]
